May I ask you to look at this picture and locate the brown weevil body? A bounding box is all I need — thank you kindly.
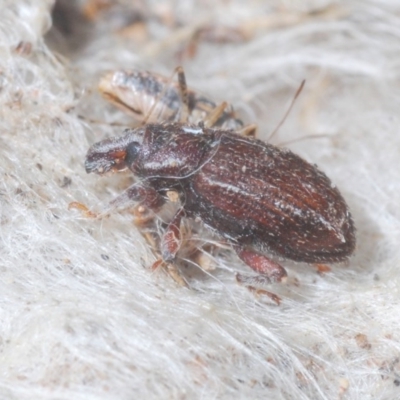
[85,122,356,285]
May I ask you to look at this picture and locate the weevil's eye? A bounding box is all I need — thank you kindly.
[125,141,141,167]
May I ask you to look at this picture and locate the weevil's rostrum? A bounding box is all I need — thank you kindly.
[85,121,355,285]
[99,69,244,130]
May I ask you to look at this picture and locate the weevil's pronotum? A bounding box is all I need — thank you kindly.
[98,67,257,136]
[85,119,356,286]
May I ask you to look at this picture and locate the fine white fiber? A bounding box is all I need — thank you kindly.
[1,0,400,399]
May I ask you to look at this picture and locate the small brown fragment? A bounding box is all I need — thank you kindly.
[166,190,180,203]
[315,264,331,274]
[83,0,112,21]
[338,377,349,397]
[355,333,371,350]
[15,41,32,55]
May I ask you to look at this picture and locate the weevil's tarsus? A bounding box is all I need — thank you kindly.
[68,201,98,218]
[236,277,282,305]
[315,263,332,274]
[165,262,190,287]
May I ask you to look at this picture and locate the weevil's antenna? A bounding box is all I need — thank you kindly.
[267,80,305,143]
[141,66,190,126]
[278,133,329,147]
[176,66,190,122]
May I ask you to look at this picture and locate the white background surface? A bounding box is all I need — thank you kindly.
[1,1,400,399]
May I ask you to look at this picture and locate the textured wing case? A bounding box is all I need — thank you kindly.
[186,133,355,262]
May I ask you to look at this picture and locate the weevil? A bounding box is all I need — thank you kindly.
[98,67,256,135]
[85,122,356,286]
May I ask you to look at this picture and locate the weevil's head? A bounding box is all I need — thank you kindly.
[85,128,145,175]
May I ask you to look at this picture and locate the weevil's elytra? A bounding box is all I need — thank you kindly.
[85,122,356,286]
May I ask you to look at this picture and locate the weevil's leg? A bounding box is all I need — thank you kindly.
[110,185,172,273]
[160,208,186,261]
[108,184,165,247]
[152,259,189,287]
[108,183,165,213]
[233,246,287,284]
[152,208,189,288]
[237,123,258,137]
[68,201,98,218]
[70,185,164,220]
[234,247,286,305]
[203,101,228,128]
